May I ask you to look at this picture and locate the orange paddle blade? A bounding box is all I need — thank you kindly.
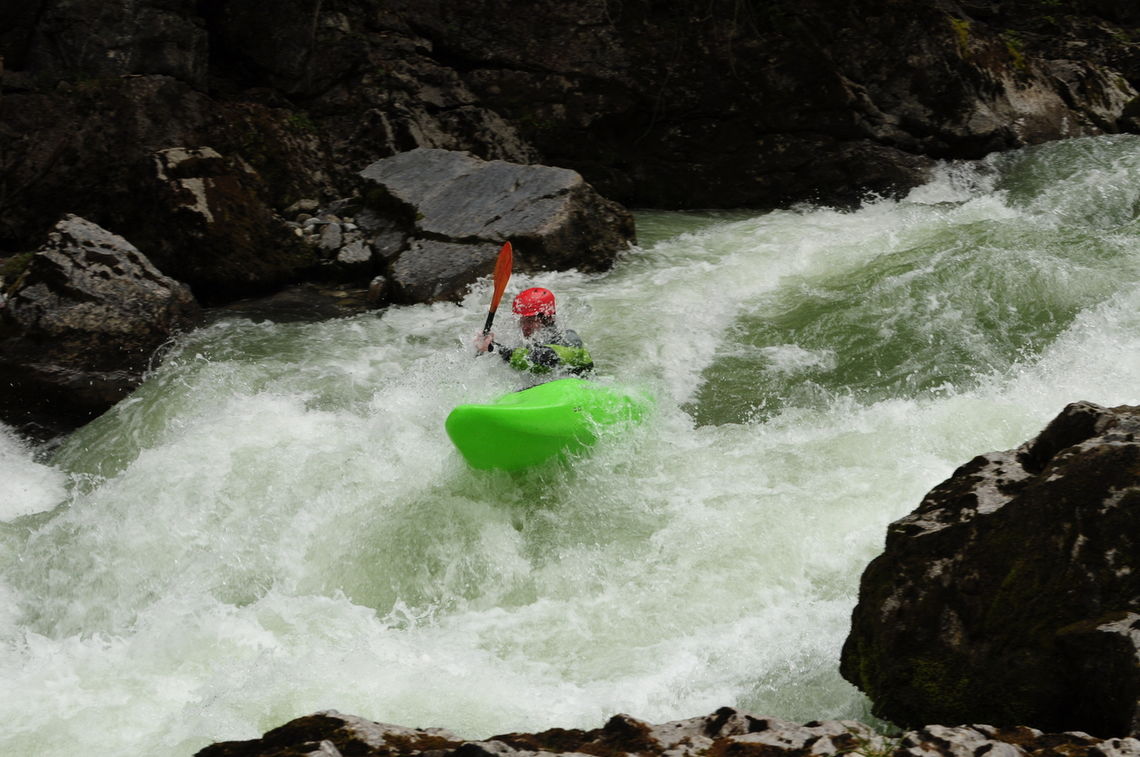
[482,241,514,335]
[489,241,513,312]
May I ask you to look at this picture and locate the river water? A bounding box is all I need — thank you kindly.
[2,135,1139,755]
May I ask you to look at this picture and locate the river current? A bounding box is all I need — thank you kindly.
[2,135,1139,755]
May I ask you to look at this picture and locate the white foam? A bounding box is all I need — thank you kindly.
[0,426,66,521]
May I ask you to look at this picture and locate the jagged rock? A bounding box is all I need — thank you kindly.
[841,402,1140,737]
[24,0,208,86]
[192,708,1140,757]
[0,215,200,437]
[130,145,320,302]
[407,0,1139,208]
[359,148,635,302]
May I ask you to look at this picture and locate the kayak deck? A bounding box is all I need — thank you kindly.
[445,378,647,470]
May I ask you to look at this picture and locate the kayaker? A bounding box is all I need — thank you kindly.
[474,287,594,376]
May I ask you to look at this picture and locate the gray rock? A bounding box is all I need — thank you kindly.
[362,148,634,271]
[388,239,502,304]
[318,222,344,253]
[841,402,1140,737]
[359,148,635,302]
[337,240,371,266]
[0,215,200,435]
[369,231,409,263]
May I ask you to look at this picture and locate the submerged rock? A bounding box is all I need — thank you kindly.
[841,402,1140,737]
[193,708,1140,757]
[359,148,636,303]
[0,215,201,437]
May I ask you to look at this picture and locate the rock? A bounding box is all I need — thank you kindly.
[408,0,1139,208]
[193,708,1140,757]
[366,275,389,307]
[202,0,324,95]
[840,402,1140,737]
[318,222,344,253]
[286,199,321,216]
[24,0,208,86]
[359,148,635,302]
[134,146,320,302]
[337,239,371,267]
[0,215,200,437]
[387,239,503,304]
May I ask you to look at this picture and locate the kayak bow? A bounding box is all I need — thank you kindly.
[445,378,648,470]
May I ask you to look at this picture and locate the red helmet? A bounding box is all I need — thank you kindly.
[512,287,556,317]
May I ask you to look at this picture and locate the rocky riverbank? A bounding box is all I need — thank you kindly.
[3,0,1140,244]
[194,709,1140,757]
[0,148,634,439]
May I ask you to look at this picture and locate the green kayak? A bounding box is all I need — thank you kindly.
[445,378,649,470]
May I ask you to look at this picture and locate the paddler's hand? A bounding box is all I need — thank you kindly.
[474,332,494,353]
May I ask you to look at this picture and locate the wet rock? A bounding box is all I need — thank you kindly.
[0,215,200,437]
[193,708,1140,757]
[359,148,635,302]
[841,402,1140,737]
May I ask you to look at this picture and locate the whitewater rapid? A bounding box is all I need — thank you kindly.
[2,135,1138,755]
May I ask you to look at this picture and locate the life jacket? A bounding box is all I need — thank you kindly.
[499,328,594,376]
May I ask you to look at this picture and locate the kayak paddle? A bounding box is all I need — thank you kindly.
[483,241,513,335]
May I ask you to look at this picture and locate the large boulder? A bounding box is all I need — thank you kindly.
[359,148,636,303]
[840,402,1140,737]
[193,708,1140,757]
[0,215,201,436]
[130,146,319,303]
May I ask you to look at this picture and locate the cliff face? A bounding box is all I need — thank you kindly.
[403,0,1140,207]
[2,0,1139,260]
